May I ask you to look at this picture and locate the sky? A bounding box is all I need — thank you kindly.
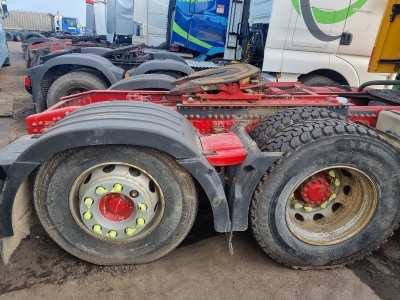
[7,0,87,25]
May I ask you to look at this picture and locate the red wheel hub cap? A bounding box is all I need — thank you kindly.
[99,193,135,221]
[300,178,332,205]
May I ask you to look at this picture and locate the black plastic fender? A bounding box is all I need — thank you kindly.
[126,60,194,77]
[108,74,176,91]
[28,54,125,108]
[0,102,231,237]
[152,51,186,64]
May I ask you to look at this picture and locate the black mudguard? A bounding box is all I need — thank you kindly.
[0,102,231,238]
[126,60,194,77]
[27,54,126,108]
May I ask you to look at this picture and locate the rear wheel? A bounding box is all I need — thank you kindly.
[15,32,24,42]
[250,120,400,269]
[34,145,198,265]
[46,71,109,108]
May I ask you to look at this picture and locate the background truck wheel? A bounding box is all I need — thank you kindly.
[300,75,335,87]
[2,56,10,67]
[249,107,346,149]
[5,31,13,42]
[46,71,109,108]
[34,145,198,265]
[15,32,24,42]
[250,120,400,269]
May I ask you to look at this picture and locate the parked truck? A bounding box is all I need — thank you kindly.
[1,0,400,270]
[3,10,81,40]
[0,0,10,67]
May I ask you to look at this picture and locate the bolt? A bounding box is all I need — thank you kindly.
[334,179,340,186]
[292,199,304,209]
[320,201,328,209]
[83,211,93,220]
[93,224,102,235]
[138,203,147,212]
[190,115,194,119]
[136,217,145,228]
[96,186,108,196]
[208,114,212,119]
[130,190,139,198]
[84,197,94,209]
[125,227,136,236]
[304,205,313,212]
[110,183,123,193]
[328,170,336,177]
[196,115,200,119]
[106,230,118,238]
[329,193,337,201]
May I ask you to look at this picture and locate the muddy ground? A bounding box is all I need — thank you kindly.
[0,42,399,300]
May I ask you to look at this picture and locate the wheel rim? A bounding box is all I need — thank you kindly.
[69,162,165,242]
[64,87,89,96]
[285,167,377,246]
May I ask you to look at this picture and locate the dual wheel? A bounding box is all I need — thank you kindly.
[33,108,400,268]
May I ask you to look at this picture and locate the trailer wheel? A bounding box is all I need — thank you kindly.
[250,120,400,269]
[5,31,13,42]
[249,107,346,149]
[15,32,24,42]
[34,145,198,265]
[46,71,109,108]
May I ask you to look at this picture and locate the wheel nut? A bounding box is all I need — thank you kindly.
[136,217,145,227]
[329,193,337,201]
[130,190,139,198]
[304,205,313,212]
[110,183,123,193]
[328,170,336,177]
[320,201,328,209]
[106,230,118,238]
[334,179,340,186]
[138,203,147,212]
[93,224,103,235]
[84,197,94,209]
[292,199,304,209]
[96,186,108,195]
[83,211,93,220]
[125,227,136,236]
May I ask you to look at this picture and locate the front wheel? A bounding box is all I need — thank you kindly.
[250,120,400,269]
[34,145,198,265]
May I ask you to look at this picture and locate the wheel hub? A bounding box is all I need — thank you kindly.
[99,193,135,221]
[300,176,332,205]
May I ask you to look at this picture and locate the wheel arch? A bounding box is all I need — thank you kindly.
[298,69,350,86]
[126,60,194,77]
[0,102,231,239]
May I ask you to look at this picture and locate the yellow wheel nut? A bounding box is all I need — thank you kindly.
[291,199,303,209]
[328,170,336,177]
[96,186,108,195]
[125,227,136,236]
[329,193,337,201]
[334,179,341,187]
[110,183,123,193]
[138,203,147,212]
[84,197,94,209]
[83,211,93,220]
[136,217,145,228]
[93,224,103,235]
[106,230,118,238]
[304,205,313,212]
[320,201,328,209]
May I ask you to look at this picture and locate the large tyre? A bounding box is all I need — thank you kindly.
[34,145,198,265]
[108,74,176,91]
[46,71,109,108]
[250,120,400,269]
[300,75,335,87]
[249,107,346,149]
[15,32,24,42]
[5,31,13,42]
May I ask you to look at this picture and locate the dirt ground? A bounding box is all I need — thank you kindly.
[0,42,400,300]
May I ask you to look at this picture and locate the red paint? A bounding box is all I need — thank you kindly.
[99,193,135,222]
[24,76,31,89]
[299,172,332,205]
[201,133,247,166]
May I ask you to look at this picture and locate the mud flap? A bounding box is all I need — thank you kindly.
[0,178,33,264]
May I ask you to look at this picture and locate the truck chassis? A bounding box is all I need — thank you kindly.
[1,64,400,269]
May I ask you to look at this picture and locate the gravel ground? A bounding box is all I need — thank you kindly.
[0,41,399,300]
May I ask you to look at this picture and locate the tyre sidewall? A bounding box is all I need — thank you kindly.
[34,146,197,264]
[255,135,400,267]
